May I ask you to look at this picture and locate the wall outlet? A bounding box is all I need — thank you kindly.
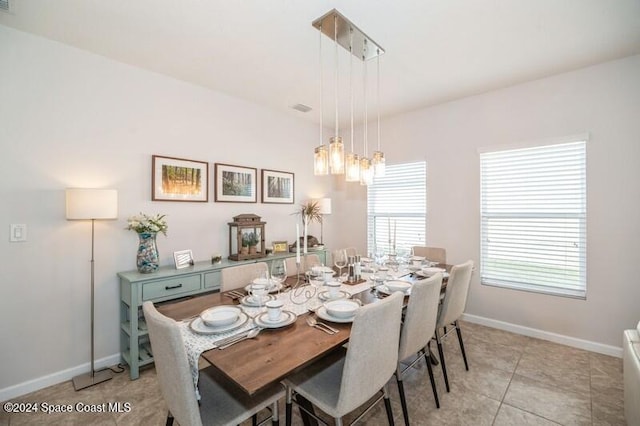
[10,224,27,242]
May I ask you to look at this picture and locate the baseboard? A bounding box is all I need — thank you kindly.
[461,313,623,358]
[0,353,122,402]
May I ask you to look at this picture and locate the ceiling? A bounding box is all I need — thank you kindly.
[2,0,640,128]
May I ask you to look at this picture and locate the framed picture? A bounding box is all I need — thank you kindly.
[272,241,288,253]
[173,249,194,269]
[261,169,295,204]
[152,155,208,202]
[214,163,257,203]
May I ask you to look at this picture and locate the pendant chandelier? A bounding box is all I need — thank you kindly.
[312,9,385,184]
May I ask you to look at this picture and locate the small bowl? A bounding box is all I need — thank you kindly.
[421,267,445,277]
[385,280,412,293]
[200,306,241,327]
[324,299,360,319]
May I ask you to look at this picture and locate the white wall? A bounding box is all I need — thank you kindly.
[0,25,333,396]
[358,55,640,349]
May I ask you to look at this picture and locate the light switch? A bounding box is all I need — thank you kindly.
[10,224,27,242]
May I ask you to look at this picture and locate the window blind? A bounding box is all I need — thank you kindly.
[367,161,426,256]
[480,141,587,298]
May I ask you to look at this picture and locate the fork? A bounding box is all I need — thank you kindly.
[224,290,245,300]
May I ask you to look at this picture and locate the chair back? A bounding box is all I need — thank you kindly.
[398,273,443,362]
[221,262,268,292]
[412,246,447,264]
[437,260,474,327]
[284,254,321,275]
[336,292,404,414]
[142,302,202,426]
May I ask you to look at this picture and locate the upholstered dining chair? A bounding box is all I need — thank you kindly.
[142,302,285,426]
[434,260,474,392]
[220,262,268,292]
[284,292,404,426]
[284,253,321,276]
[396,273,443,425]
[411,246,447,265]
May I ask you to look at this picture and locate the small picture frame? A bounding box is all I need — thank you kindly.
[272,241,288,253]
[152,155,208,202]
[262,169,294,204]
[173,250,194,269]
[214,163,257,203]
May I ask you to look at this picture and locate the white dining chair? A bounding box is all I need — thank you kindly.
[411,246,447,264]
[220,262,268,292]
[284,253,321,275]
[284,292,404,426]
[396,273,443,425]
[142,302,285,426]
[434,260,474,392]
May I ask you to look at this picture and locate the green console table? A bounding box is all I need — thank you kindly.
[118,249,327,379]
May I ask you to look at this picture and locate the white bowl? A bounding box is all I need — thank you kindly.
[200,306,241,327]
[385,280,412,293]
[421,267,445,277]
[324,299,360,319]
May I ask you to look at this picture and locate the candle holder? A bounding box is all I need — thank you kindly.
[289,254,318,305]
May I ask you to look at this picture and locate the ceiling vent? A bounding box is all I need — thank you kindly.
[0,0,11,12]
[291,103,312,113]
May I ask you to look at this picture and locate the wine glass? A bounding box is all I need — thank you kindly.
[270,259,287,294]
[333,249,347,278]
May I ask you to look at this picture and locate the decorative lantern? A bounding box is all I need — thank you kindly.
[228,214,266,261]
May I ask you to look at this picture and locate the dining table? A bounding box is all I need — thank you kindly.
[155,263,451,397]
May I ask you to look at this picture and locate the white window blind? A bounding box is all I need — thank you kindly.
[480,140,587,298]
[367,161,426,256]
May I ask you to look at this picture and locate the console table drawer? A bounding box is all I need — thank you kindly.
[143,275,201,301]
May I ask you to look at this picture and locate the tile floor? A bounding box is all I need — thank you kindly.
[1,321,626,425]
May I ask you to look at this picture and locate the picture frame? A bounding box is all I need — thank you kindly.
[152,155,208,202]
[261,169,295,204]
[173,249,194,269]
[272,241,288,253]
[214,163,257,203]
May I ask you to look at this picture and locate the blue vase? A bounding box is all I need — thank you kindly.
[137,232,159,273]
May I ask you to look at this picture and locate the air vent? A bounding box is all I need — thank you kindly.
[0,0,10,12]
[291,103,312,113]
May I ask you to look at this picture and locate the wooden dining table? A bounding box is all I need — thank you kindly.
[155,264,451,396]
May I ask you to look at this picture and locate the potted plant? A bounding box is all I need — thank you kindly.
[242,232,259,254]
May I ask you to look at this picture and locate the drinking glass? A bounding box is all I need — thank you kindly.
[270,259,287,294]
[333,249,348,278]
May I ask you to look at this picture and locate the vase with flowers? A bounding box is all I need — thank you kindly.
[126,213,168,273]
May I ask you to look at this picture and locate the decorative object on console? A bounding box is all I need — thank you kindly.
[211,254,222,264]
[273,241,288,253]
[65,188,118,391]
[215,163,257,203]
[126,212,167,274]
[228,214,266,261]
[173,249,194,269]
[261,169,294,204]
[151,155,208,202]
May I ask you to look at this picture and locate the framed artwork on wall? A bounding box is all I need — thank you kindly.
[261,169,294,204]
[214,163,257,203]
[152,155,208,202]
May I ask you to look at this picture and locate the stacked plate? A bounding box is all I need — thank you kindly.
[190,306,249,335]
[316,299,360,323]
[376,280,413,296]
[253,310,297,329]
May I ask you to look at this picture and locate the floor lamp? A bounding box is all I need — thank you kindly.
[318,198,332,245]
[66,188,118,391]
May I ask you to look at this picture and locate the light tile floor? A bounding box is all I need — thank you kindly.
[1,321,626,425]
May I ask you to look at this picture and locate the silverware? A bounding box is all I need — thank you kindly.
[215,330,251,347]
[306,316,337,335]
[224,290,245,300]
[218,328,262,349]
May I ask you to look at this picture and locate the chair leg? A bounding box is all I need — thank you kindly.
[334,418,343,426]
[285,387,292,426]
[396,375,410,426]
[423,345,440,408]
[165,412,174,426]
[271,401,280,425]
[455,320,469,371]
[252,414,258,426]
[383,384,395,425]
[435,330,450,392]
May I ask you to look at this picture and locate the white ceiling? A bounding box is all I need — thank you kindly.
[2,0,640,127]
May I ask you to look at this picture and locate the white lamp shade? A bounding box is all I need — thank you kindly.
[66,189,118,220]
[318,198,332,215]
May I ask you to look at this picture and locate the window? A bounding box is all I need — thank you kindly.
[480,139,587,298]
[367,161,426,256]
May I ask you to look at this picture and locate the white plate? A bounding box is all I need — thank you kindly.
[200,305,242,327]
[254,310,297,328]
[316,306,355,323]
[376,284,412,296]
[240,294,276,307]
[324,299,360,318]
[189,312,249,335]
[385,280,412,293]
[415,270,449,279]
[244,282,283,294]
[318,290,350,301]
[419,267,446,277]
